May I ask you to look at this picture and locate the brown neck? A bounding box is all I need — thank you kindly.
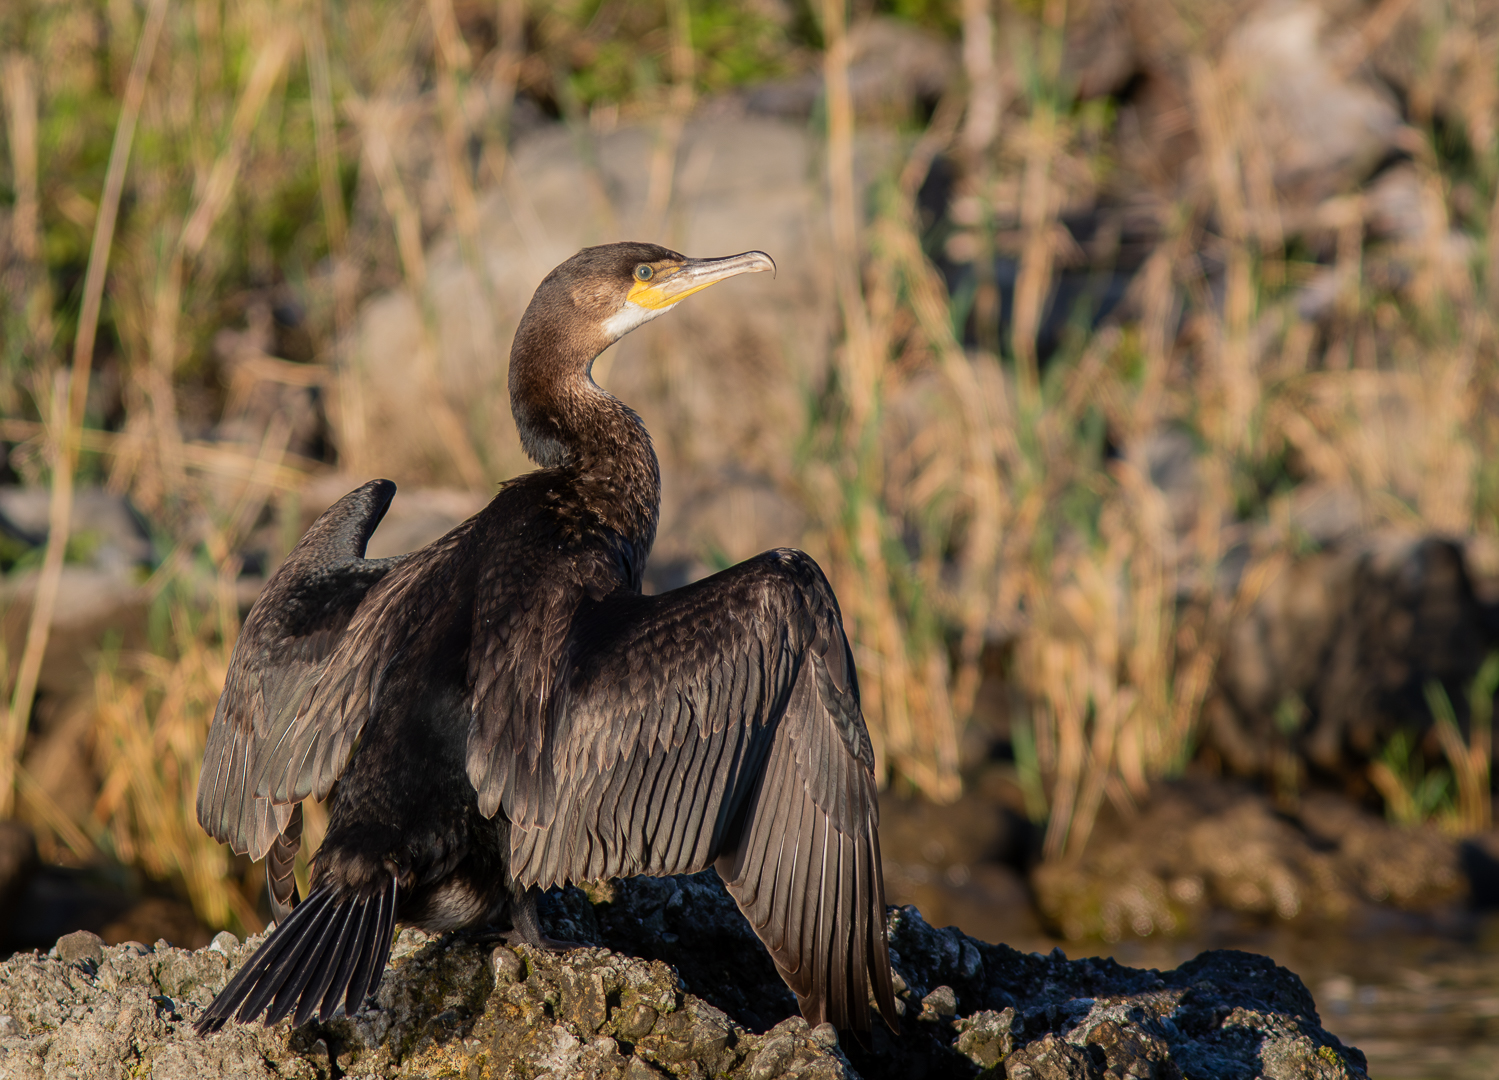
[509,320,661,554]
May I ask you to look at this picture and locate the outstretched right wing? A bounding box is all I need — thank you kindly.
[490,548,898,1031]
[196,480,407,866]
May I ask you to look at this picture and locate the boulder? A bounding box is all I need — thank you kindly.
[0,487,154,694]
[1206,534,1499,781]
[0,872,1368,1079]
[1031,781,1466,943]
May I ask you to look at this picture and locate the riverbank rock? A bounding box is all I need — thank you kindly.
[0,872,1366,1079]
[1032,781,1466,943]
[1205,533,1499,784]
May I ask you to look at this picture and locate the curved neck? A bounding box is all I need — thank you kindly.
[509,322,660,550]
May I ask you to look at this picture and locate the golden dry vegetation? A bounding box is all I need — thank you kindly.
[1,0,1498,935]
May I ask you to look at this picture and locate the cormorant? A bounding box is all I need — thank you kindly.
[194,242,899,1035]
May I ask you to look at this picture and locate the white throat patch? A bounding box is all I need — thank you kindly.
[602,299,672,341]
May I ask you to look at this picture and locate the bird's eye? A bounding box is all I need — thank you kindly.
[634,264,653,281]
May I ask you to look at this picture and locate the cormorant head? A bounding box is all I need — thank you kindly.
[517,242,776,358]
[510,242,775,465]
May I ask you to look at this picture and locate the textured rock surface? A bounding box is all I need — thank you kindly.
[1031,781,1466,942]
[0,872,1367,1079]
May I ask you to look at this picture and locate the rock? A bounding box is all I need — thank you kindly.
[0,487,154,575]
[955,1007,1017,1070]
[744,16,956,121]
[1031,781,1465,942]
[0,872,1367,1079]
[491,944,524,983]
[1221,1,1403,207]
[921,985,958,1019]
[1206,533,1499,782]
[1004,1032,1103,1080]
[1062,0,1138,101]
[1363,163,1435,244]
[1297,792,1464,908]
[0,487,154,798]
[52,931,102,970]
[1362,0,1495,145]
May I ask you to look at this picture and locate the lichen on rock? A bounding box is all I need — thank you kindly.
[0,873,1366,1079]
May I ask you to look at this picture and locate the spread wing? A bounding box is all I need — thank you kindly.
[495,548,897,1031]
[197,479,424,861]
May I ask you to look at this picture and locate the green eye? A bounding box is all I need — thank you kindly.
[634,264,653,281]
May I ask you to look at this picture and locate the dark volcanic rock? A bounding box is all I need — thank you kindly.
[0,873,1366,1079]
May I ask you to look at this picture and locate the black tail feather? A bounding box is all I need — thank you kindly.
[344,885,390,1019]
[317,906,370,1021]
[240,890,338,1024]
[369,889,399,1008]
[263,900,352,1026]
[291,899,360,1027]
[196,876,398,1035]
[320,899,373,1020]
[204,891,331,1031]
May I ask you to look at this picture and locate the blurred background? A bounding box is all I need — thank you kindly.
[1,0,1497,1074]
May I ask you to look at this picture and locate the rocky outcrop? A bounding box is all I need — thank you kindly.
[1030,781,1469,943]
[1205,534,1499,783]
[0,872,1366,1079]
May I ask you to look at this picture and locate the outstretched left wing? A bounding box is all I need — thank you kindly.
[492,548,898,1031]
[196,481,405,878]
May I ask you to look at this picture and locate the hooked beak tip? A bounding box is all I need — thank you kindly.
[717,250,775,278]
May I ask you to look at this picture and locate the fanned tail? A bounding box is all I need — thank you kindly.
[266,802,304,925]
[196,875,398,1034]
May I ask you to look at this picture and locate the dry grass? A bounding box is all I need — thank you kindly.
[0,0,1497,931]
[90,607,254,932]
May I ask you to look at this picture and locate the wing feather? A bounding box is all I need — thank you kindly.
[495,548,896,1030]
[266,802,304,923]
[195,480,461,860]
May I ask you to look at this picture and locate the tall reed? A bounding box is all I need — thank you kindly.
[1,0,1497,937]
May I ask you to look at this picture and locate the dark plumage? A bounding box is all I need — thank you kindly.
[194,242,899,1035]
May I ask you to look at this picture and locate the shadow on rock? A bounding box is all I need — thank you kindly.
[0,871,1367,1079]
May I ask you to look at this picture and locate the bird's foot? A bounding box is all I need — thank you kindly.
[448,925,583,951]
[502,928,584,952]
[497,885,587,952]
